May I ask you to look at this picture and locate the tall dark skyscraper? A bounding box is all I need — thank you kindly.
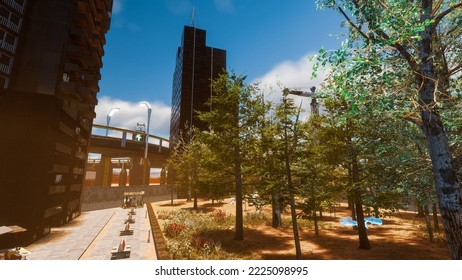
[0,0,113,245]
[170,25,227,143]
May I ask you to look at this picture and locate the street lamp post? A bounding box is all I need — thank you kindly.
[288,87,318,116]
[106,107,120,136]
[139,101,152,186]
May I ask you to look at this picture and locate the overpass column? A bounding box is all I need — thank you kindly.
[119,165,127,187]
[94,155,112,187]
[130,157,150,186]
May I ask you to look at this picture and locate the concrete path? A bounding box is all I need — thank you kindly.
[25,204,157,260]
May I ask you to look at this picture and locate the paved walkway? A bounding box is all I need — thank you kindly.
[25,204,157,260]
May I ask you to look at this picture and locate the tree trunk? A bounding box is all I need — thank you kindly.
[352,157,371,250]
[347,167,356,219]
[193,194,198,211]
[424,204,434,242]
[313,210,319,236]
[288,185,302,259]
[234,148,244,241]
[432,203,439,231]
[418,0,462,259]
[284,128,302,259]
[373,206,379,218]
[350,198,356,220]
[416,203,425,218]
[272,193,282,228]
[354,194,371,250]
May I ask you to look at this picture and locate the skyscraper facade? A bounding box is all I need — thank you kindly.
[0,0,112,245]
[170,25,226,143]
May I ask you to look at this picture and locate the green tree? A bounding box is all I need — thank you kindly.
[199,72,263,241]
[251,95,288,229]
[273,89,304,258]
[167,127,202,210]
[295,114,343,237]
[316,0,462,259]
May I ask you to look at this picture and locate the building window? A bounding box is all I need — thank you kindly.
[63,73,70,82]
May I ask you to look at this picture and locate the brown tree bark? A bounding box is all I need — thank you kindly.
[432,203,440,231]
[234,149,244,241]
[272,193,282,228]
[418,0,462,259]
[313,210,319,236]
[424,204,435,242]
[352,158,371,250]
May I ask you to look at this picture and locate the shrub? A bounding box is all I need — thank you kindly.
[244,211,269,225]
[212,209,227,222]
[165,222,186,237]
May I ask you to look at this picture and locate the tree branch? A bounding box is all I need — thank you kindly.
[433,2,462,27]
[347,1,420,73]
[432,0,444,16]
[374,29,420,73]
[402,113,424,131]
[377,0,388,9]
[449,64,462,76]
[337,6,370,41]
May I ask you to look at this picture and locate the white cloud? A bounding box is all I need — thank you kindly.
[213,0,235,13]
[94,96,171,139]
[252,53,330,118]
[163,0,193,15]
[112,0,124,15]
[253,53,328,96]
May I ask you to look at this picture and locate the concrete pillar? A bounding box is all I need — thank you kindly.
[160,167,166,186]
[142,157,151,186]
[94,155,112,187]
[119,167,127,187]
[130,157,150,186]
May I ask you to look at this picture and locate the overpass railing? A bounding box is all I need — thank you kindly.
[91,124,170,149]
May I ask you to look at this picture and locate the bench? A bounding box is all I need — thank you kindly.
[111,240,131,259]
[120,223,134,236]
[125,213,135,224]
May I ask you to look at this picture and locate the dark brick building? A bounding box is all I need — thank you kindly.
[0,0,112,246]
[170,25,226,143]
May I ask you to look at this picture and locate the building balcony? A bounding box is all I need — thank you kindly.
[0,63,11,74]
[64,45,91,69]
[0,40,17,53]
[0,16,21,33]
[63,62,80,73]
[58,81,83,103]
[3,0,26,14]
[64,44,83,57]
[79,86,97,105]
[72,11,90,29]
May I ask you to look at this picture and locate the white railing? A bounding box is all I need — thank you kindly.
[4,0,25,14]
[87,158,132,164]
[0,16,20,33]
[1,40,16,53]
[92,124,170,149]
[0,63,10,74]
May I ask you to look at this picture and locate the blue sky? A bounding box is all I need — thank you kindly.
[94,0,345,139]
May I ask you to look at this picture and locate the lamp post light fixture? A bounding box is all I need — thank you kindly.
[287,87,318,116]
[139,101,152,186]
[106,107,120,136]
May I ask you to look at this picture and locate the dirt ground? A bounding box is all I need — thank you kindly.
[152,198,450,260]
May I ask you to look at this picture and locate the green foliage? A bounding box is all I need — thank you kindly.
[160,210,234,260]
[312,2,462,257]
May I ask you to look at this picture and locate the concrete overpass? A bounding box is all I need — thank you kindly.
[87,124,170,187]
